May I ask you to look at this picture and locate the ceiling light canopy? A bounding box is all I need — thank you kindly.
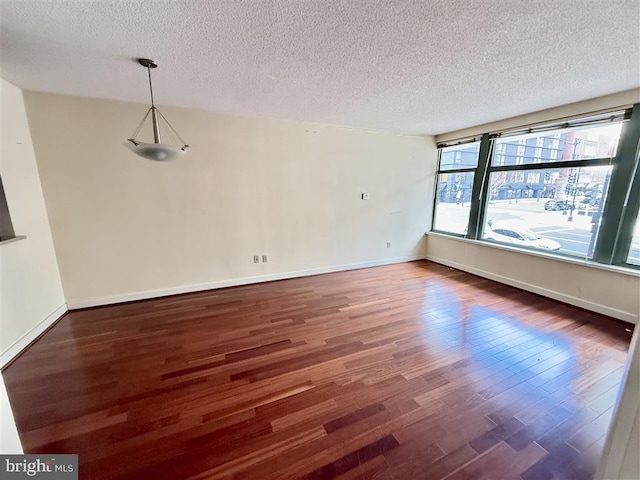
[125,58,189,161]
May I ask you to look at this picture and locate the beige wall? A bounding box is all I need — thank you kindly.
[0,79,65,356]
[23,91,436,307]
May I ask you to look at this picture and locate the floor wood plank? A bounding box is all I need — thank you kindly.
[2,260,633,479]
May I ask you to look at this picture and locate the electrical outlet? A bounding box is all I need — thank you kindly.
[387,242,391,248]
[262,255,268,263]
[361,192,370,200]
[253,255,260,264]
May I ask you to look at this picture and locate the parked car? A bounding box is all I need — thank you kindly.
[544,199,571,211]
[581,197,601,207]
[485,222,561,251]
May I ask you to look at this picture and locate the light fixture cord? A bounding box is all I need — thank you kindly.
[147,65,155,108]
[147,64,161,143]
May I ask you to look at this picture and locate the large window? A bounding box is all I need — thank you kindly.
[433,142,479,235]
[432,105,640,269]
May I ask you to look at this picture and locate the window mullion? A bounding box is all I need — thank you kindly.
[615,156,640,264]
[467,133,491,239]
[593,103,640,264]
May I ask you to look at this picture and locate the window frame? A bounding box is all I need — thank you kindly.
[431,139,482,238]
[432,103,640,270]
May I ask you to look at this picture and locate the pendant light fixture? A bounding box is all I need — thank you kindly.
[125,58,189,161]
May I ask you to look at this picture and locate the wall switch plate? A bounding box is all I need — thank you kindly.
[253,255,260,263]
[361,192,370,200]
[387,242,391,248]
[262,255,268,263]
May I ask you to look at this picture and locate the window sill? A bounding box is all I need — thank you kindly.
[0,235,27,246]
[425,231,640,278]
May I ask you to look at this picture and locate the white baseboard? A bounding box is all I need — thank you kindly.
[1,303,68,368]
[68,256,424,310]
[425,254,637,324]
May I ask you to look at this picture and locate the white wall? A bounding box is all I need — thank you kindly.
[596,327,640,480]
[0,78,66,454]
[23,91,436,307]
[0,79,66,359]
[0,376,22,453]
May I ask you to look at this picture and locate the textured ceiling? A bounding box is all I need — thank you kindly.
[1,1,639,135]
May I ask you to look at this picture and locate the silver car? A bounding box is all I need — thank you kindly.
[485,222,561,251]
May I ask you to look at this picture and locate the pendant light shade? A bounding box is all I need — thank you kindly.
[125,58,189,161]
[124,142,186,162]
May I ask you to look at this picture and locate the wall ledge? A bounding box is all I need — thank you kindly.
[426,231,640,278]
[68,255,425,310]
[0,235,27,246]
[425,252,637,324]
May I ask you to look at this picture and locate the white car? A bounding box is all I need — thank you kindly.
[485,222,561,251]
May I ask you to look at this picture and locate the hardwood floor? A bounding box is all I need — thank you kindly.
[2,260,633,479]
